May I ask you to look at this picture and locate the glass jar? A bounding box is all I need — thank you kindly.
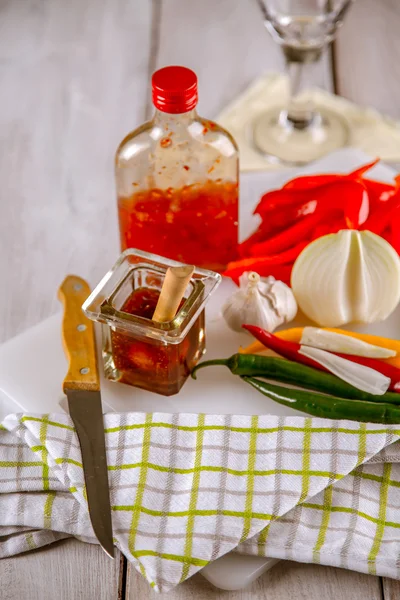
[82,249,221,396]
[115,66,239,273]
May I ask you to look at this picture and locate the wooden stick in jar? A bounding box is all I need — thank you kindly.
[152,265,195,323]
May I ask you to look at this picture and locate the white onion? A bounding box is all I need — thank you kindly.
[291,230,400,327]
[299,345,390,396]
[301,327,396,358]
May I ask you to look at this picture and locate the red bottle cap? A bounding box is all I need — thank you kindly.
[152,66,198,114]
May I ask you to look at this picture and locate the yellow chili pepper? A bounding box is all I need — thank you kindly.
[239,326,400,369]
[326,328,400,368]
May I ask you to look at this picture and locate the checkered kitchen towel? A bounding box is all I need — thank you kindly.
[1,412,400,592]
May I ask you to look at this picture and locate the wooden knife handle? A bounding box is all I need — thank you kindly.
[58,275,100,392]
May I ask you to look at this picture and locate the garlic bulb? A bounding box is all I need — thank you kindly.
[222,271,297,333]
[291,230,400,327]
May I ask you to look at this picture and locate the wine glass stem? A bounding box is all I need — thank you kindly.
[281,46,323,131]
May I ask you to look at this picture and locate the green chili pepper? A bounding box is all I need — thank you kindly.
[243,377,400,424]
[191,354,400,405]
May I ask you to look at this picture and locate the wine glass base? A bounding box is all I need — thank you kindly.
[251,107,350,167]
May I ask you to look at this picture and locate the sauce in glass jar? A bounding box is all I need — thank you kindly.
[110,287,202,396]
[82,249,221,397]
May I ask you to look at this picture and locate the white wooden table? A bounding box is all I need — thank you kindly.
[1,1,400,598]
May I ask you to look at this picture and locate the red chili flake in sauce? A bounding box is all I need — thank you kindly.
[160,137,172,148]
[183,165,190,171]
[110,287,203,395]
[118,180,238,272]
[202,127,208,135]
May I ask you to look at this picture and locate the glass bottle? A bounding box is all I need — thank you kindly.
[115,66,239,272]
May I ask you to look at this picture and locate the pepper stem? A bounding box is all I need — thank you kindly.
[191,358,229,379]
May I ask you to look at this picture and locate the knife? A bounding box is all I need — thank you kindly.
[58,275,114,559]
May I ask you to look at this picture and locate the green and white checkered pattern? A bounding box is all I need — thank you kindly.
[1,412,400,592]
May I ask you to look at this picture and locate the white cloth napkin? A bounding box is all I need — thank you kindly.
[1,411,400,592]
[217,74,400,171]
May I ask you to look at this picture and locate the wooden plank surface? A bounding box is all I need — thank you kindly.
[382,578,400,600]
[335,0,400,119]
[0,0,397,598]
[0,0,151,597]
[0,540,121,600]
[126,560,383,600]
[0,0,152,342]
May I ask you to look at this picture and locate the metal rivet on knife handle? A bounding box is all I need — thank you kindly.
[58,275,100,393]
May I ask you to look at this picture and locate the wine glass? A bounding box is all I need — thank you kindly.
[252,0,355,165]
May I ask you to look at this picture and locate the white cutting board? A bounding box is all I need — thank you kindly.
[0,149,398,591]
[0,148,397,420]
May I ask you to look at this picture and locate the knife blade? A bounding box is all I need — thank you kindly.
[58,275,114,559]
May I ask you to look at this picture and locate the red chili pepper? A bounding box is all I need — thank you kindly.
[325,180,369,229]
[298,179,369,229]
[227,241,307,275]
[310,218,346,241]
[243,324,400,392]
[240,209,300,256]
[334,353,400,393]
[362,188,400,235]
[249,212,328,256]
[388,211,400,254]
[238,227,270,258]
[254,188,311,215]
[240,200,318,258]
[256,178,369,228]
[345,182,369,228]
[283,174,341,192]
[348,158,379,180]
[242,325,331,373]
[280,159,379,192]
[362,178,397,205]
